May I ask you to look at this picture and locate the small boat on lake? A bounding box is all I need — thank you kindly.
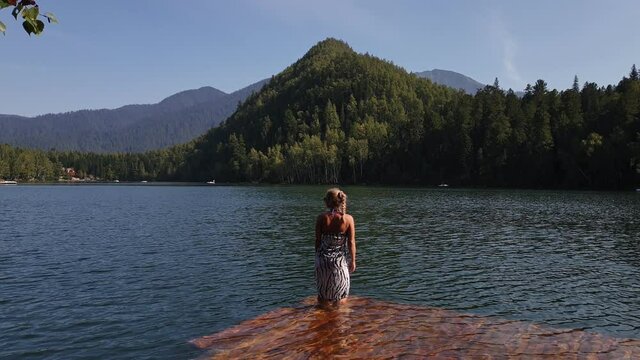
[206,180,216,185]
[0,180,18,185]
[438,183,449,187]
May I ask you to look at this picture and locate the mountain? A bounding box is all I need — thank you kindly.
[171,38,638,189]
[0,80,268,153]
[180,38,463,183]
[16,38,638,190]
[414,69,485,94]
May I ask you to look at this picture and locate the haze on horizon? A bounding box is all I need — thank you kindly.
[1,0,639,117]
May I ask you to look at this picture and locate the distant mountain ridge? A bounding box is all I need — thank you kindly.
[159,86,228,109]
[1,67,506,154]
[414,69,486,94]
[415,69,525,96]
[0,80,268,153]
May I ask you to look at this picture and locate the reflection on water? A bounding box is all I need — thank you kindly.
[192,297,640,359]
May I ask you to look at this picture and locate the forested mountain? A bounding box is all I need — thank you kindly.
[0,80,267,153]
[2,39,638,189]
[177,39,639,188]
[415,69,485,94]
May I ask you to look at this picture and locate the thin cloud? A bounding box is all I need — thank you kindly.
[489,11,524,89]
[503,35,523,85]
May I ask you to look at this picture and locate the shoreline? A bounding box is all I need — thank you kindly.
[4,181,639,193]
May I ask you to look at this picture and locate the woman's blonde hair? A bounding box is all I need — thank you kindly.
[324,188,347,214]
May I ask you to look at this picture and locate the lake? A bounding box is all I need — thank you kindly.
[1,185,639,359]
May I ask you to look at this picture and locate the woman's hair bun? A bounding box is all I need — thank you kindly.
[324,188,347,211]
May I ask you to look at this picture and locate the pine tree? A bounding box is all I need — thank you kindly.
[630,64,638,80]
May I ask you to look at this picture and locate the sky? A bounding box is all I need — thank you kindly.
[1,0,639,116]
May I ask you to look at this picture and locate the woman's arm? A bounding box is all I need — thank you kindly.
[315,214,323,251]
[348,215,356,273]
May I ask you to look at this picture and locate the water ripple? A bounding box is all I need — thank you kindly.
[1,186,639,358]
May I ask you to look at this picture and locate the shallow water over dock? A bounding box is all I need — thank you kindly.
[192,297,640,359]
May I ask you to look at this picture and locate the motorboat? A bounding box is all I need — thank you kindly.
[206,180,216,185]
[0,180,17,185]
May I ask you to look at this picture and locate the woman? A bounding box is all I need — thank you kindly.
[315,188,356,306]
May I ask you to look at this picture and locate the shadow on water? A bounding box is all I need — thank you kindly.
[190,296,640,359]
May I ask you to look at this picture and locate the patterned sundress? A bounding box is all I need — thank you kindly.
[315,231,350,301]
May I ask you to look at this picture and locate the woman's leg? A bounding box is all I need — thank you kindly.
[317,296,332,309]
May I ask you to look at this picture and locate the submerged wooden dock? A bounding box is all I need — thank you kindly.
[191,297,640,359]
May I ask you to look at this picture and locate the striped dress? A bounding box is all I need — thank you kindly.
[315,232,350,301]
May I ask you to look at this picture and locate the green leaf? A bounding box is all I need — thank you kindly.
[21,5,38,20]
[22,19,34,35]
[22,17,44,35]
[34,19,44,34]
[0,20,5,35]
[43,12,58,24]
[11,4,22,19]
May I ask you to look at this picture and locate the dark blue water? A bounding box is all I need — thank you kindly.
[1,185,639,359]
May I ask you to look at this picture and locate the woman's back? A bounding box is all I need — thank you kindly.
[317,210,351,235]
[315,189,356,306]
[316,211,350,258]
